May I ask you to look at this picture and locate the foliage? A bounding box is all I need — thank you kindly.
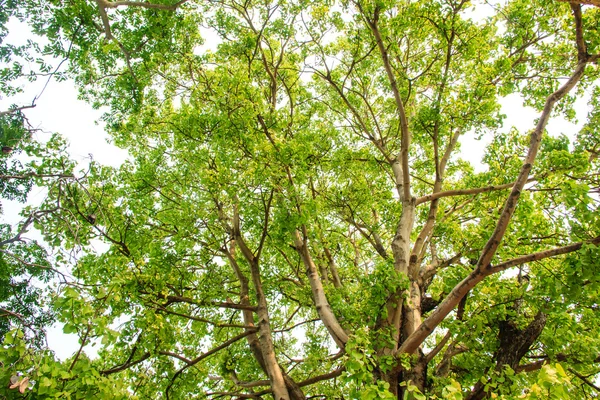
[0,0,600,399]
[0,110,66,349]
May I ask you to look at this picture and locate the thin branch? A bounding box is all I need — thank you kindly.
[156,307,253,329]
[159,351,192,365]
[314,69,390,162]
[0,250,65,277]
[256,189,274,260]
[359,3,411,200]
[252,367,345,396]
[416,177,537,205]
[0,208,59,247]
[425,331,451,364]
[0,307,25,322]
[569,367,600,392]
[346,217,389,260]
[165,295,258,312]
[101,352,151,375]
[0,173,74,180]
[233,378,271,388]
[165,329,258,399]
[98,0,189,10]
[517,353,600,373]
[297,367,345,387]
[274,318,320,333]
[487,235,600,274]
[68,325,92,373]
[420,252,462,284]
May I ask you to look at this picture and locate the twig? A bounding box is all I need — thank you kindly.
[165,329,258,399]
[0,173,74,180]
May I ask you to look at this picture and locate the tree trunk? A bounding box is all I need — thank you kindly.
[467,312,547,400]
[250,260,290,400]
[400,351,428,399]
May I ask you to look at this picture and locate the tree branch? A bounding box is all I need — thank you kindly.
[251,367,345,396]
[98,0,189,10]
[165,295,258,311]
[293,229,349,348]
[165,329,259,399]
[398,233,600,357]
[0,208,59,248]
[425,331,451,364]
[473,9,590,273]
[0,173,74,180]
[361,5,411,201]
[156,307,254,329]
[416,177,537,205]
[159,351,192,365]
[487,235,600,275]
[397,7,596,357]
[0,104,36,117]
[569,367,600,392]
[0,307,25,322]
[101,352,151,375]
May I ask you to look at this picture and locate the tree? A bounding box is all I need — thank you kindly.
[0,5,85,388]
[1,0,599,399]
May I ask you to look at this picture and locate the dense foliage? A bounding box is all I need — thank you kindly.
[1,0,599,399]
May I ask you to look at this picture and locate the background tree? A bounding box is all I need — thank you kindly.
[0,4,94,394]
[1,0,600,399]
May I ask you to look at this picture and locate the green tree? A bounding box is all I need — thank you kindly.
[0,2,79,376]
[0,108,70,347]
[2,0,600,399]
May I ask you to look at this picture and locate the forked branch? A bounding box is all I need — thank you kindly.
[398,234,600,357]
[398,7,596,353]
[487,235,600,274]
[165,329,259,399]
[0,104,36,117]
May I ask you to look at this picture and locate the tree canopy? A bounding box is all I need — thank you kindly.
[1,0,600,399]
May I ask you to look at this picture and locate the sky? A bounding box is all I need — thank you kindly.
[0,13,592,361]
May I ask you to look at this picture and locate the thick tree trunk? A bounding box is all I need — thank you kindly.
[388,199,416,335]
[467,312,547,400]
[399,351,428,399]
[375,199,417,397]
